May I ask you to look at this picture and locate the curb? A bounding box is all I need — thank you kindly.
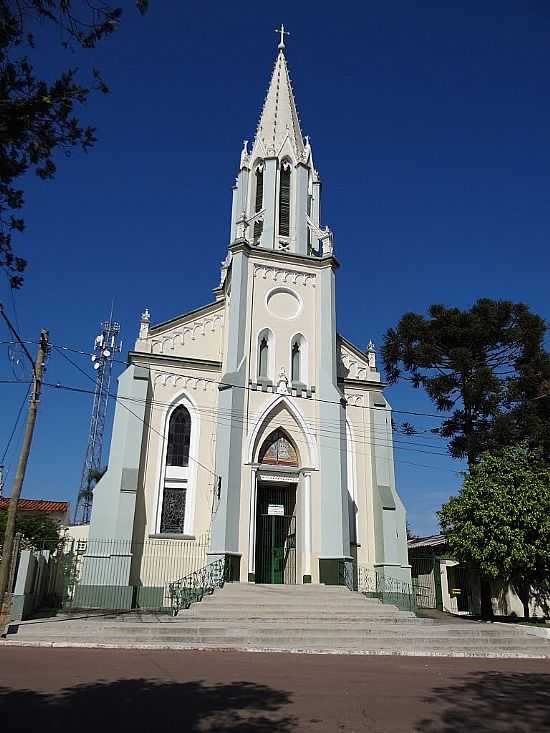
[1,639,549,659]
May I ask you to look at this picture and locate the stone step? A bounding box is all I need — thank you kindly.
[185,608,417,618]
[5,640,544,658]
[197,598,387,607]
[13,630,542,647]
[6,630,546,652]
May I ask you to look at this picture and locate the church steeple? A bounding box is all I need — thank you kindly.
[228,29,333,259]
[252,43,304,159]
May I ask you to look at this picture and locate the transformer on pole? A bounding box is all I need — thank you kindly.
[74,314,122,525]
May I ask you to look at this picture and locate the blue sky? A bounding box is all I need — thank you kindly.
[1,2,549,535]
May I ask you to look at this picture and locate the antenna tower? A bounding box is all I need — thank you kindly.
[74,313,122,524]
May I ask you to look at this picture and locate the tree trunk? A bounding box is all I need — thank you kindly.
[480,577,494,620]
[517,582,530,620]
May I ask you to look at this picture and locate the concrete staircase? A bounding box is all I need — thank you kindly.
[5,583,550,658]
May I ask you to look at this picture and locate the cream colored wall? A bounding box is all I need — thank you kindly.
[134,367,220,541]
[236,253,321,582]
[137,305,225,363]
[246,258,319,386]
[344,387,377,570]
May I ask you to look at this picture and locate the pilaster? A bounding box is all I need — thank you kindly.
[77,364,150,607]
[317,265,351,580]
[294,162,309,255]
[209,243,250,567]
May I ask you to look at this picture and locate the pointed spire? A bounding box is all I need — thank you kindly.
[253,33,304,158]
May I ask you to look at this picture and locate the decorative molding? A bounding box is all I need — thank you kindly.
[151,314,224,354]
[253,264,316,287]
[258,472,299,483]
[345,392,365,407]
[339,348,369,381]
[153,372,214,392]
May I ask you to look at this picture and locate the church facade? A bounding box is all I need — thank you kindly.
[85,40,410,593]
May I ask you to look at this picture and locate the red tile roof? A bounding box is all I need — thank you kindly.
[0,498,69,513]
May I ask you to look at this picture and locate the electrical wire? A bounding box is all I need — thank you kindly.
[1,338,467,424]
[50,349,451,460]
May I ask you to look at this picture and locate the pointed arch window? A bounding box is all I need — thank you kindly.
[258,337,269,379]
[291,340,300,383]
[166,406,191,467]
[259,429,298,466]
[160,405,192,534]
[279,162,291,237]
[253,164,264,243]
[290,334,306,386]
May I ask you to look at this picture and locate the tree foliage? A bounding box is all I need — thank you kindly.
[0,0,148,288]
[0,508,61,548]
[438,445,550,618]
[382,299,550,466]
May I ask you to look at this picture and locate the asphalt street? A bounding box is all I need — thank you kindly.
[0,647,549,732]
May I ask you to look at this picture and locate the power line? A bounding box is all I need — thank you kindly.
[41,377,457,472]
[54,347,219,480]
[0,337,460,423]
[1,384,31,465]
[47,350,451,459]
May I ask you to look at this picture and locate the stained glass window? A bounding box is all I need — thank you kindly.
[160,485,186,534]
[259,429,298,466]
[166,406,191,467]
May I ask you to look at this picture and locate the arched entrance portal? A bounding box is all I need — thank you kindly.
[254,429,298,584]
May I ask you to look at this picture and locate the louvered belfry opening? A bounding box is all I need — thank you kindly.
[279,162,291,237]
[253,165,264,243]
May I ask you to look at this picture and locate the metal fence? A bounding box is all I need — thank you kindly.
[20,533,211,614]
[357,566,417,612]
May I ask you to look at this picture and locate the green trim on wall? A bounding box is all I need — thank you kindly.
[302,574,312,584]
[319,558,344,586]
[72,585,133,610]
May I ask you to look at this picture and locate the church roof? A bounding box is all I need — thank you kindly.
[253,47,304,158]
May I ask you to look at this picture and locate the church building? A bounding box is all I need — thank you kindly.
[85,34,410,595]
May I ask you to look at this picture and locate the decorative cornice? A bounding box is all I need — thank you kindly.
[128,351,222,373]
[253,264,316,287]
[229,238,340,271]
[149,300,223,335]
[340,378,388,390]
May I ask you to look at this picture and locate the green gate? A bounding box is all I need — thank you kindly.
[254,483,296,584]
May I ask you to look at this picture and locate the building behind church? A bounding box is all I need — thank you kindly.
[80,37,410,607]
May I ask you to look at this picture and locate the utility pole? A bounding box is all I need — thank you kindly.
[0,304,48,635]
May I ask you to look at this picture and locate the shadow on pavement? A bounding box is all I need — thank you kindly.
[0,678,295,732]
[416,671,550,733]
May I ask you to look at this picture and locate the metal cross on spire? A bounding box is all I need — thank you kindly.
[275,24,289,50]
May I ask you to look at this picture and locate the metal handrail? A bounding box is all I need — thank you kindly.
[358,567,417,612]
[168,557,226,616]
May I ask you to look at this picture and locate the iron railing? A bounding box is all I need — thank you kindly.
[340,560,355,591]
[358,567,417,612]
[168,556,226,616]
